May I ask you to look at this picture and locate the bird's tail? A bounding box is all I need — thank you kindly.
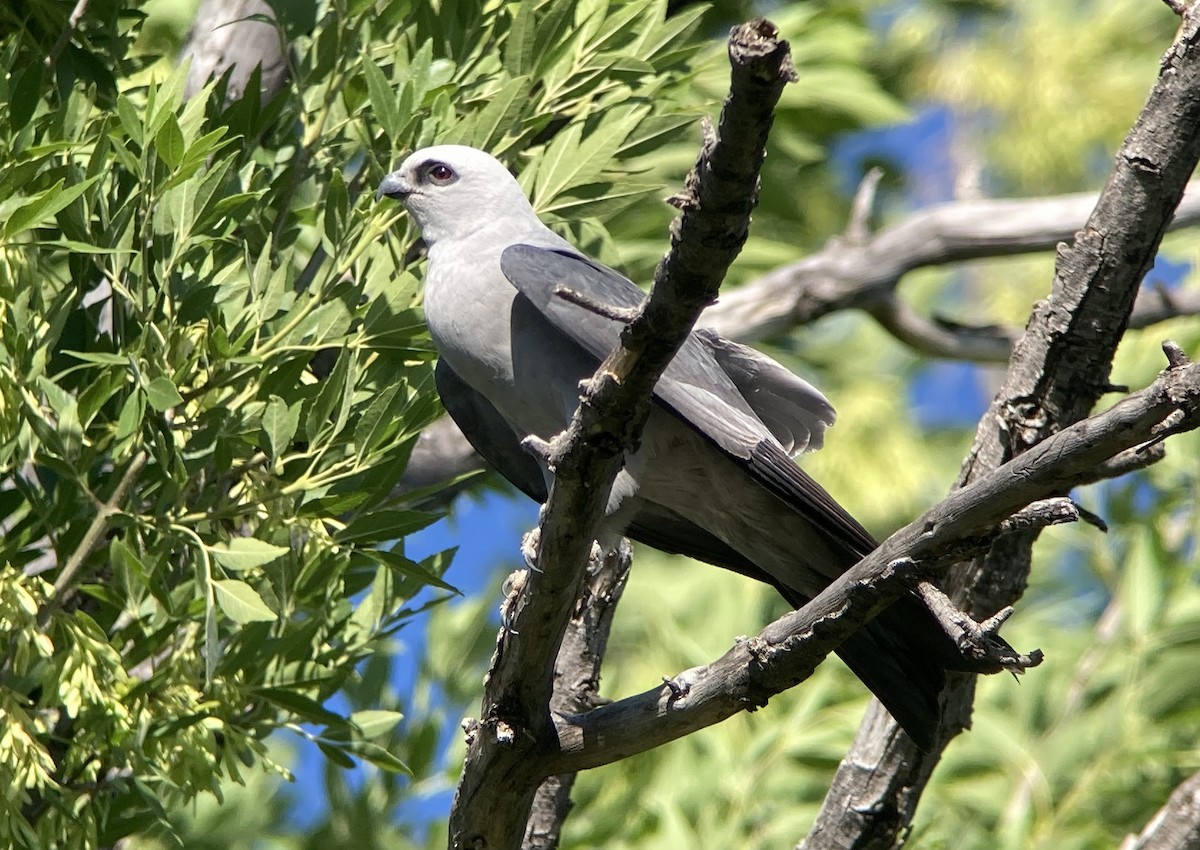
[833,596,949,751]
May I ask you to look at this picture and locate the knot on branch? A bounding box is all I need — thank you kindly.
[916,582,1043,675]
[728,19,799,84]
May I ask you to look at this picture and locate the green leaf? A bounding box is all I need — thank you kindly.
[144,376,183,411]
[262,395,300,458]
[351,709,404,738]
[353,382,401,458]
[115,390,144,442]
[4,177,100,238]
[256,687,345,725]
[367,547,458,593]
[504,0,537,76]
[210,538,290,572]
[305,349,352,442]
[155,114,185,169]
[213,579,278,623]
[9,64,43,130]
[362,59,401,140]
[316,741,357,769]
[63,350,129,366]
[336,510,439,546]
[339,739,410,774]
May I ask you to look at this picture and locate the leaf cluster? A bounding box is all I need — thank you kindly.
[0,0,720,845]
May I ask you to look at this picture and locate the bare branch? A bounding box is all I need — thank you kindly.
[1120,770,1200,850]
[523,542,631,849]
[804,8,1200,847]
[844,167,884,244]
[701,182,1200,344]
[447,20,796,849]
[37,451,147,629]
[864,295,1016,361]
[540,357,1200,774]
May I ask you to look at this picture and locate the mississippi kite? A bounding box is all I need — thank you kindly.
[379,144,977,749]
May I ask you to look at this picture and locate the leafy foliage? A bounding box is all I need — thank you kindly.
[0,0,717,845]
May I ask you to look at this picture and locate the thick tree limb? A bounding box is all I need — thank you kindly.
[522,541,631,850]
[1120,770,1200,850]
[802,8,1200,849]
[446,20,795,850]
[539,354,1200,773]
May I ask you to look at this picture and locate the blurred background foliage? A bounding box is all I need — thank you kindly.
[0,0,1197,848]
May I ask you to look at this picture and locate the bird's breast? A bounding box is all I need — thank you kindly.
[422,259,594,442]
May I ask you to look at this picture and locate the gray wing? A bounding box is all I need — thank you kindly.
[501,245,835,456]
[694,329,835,454]
[496,242,873,554]
[434,358,777,582]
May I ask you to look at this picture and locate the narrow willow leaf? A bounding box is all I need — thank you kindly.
[4,176,100,238]
[155,114,185,169]
[351,709,404,738]
[362,59,402,140]
[336,510,439,546]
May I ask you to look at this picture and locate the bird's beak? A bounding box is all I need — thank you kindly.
[376,171,411,202]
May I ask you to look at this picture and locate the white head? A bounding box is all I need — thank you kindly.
[377,145,541,247]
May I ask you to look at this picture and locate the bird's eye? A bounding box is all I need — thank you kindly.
[427,163,456,184]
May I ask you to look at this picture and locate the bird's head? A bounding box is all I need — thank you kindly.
[377,145,537,246]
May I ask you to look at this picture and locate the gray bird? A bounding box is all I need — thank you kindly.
[378,144,971,750]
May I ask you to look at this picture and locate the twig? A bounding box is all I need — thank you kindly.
[1162,0,1189,17]
[553,285,640,323]
[913,581,1042,673]
[844,167,883,244]
[44,0,91,69]
[37,451,147,628]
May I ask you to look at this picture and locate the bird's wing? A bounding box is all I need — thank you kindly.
[435,358,776,581]
[434,359,547,502]
[694,329,835,455]
[499,243,877,559]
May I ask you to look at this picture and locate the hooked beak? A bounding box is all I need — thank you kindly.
[376,171,411,202]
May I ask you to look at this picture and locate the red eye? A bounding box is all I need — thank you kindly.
[427,163,455,183]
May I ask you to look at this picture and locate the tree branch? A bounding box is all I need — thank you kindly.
[540,354,1200,774]
[1120,770,1200,850]
[802,8,1200,848]
[446,19,795,850]
[522,541,631,850]
[700,182,1200,346]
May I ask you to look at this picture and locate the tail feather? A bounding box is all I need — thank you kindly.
[834,611,945,751]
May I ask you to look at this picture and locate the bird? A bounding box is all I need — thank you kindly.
[378,144,971,750]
